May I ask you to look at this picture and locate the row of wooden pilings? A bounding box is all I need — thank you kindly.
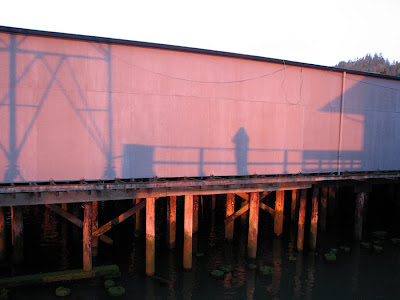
[0,185,370,276]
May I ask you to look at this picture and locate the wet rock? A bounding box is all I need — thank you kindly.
[372,231,387,239]
[339,246,351,253]
[108,286,126,297]
[220,264,233,273]
[210,269,224,278]
[360,242,371,249]
[104,279,115,289]
[288,255,297,262]
[259,265,273,275]
[391,238,400,245]
[0,289,8,300]
[372,239,383,246]
[55,286,70,297]
[324,253,336,262]
[373,245,383,253]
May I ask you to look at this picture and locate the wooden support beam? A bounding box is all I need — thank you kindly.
[46,204,82,227]
[225,193,235,242]
[260,191,272,201]
[236,193,250,224]
[248,192,260,260]
[225,203,249,224]
[92,200,146,237]
[61,203,68,210]
[211,194,216,211]
[259,202,275,216]
[328,187,336,217]
[354,192,366,241]
[45,204,113,245]
[0,182,312,207]
[134,198,142,236]
[167,196,177,249]
[310,187,319,250]
[83,202,92,271]
[11,206,24,264]
[291,189,298,221]
[320,187,328,232]
[193,195,199,234]
[92,201,99,256]
[0,264,120,288]
[184,195,193,270]
[241,201,248,225]
[274,190,285,236]
[236,193,249,201]
[0,207,5,260]
[297,189,307,251]
[146,197,155,276]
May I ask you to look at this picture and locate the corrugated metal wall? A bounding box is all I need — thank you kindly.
[0,31,399,183]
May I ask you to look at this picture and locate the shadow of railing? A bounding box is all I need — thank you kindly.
[122,144,362,178]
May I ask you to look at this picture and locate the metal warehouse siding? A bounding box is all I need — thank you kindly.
[0,29,399,183]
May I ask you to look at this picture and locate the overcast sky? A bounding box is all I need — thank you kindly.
[1,0,399,67]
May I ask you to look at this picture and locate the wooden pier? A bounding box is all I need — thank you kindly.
[0,172,399,279]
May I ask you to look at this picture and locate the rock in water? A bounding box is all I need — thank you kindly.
[259,265,273,275]
[55,286,71,297]
[108,286,126,297]
[211,270,224,278]
[220,265,233,273]
[104,279,115,289]
[324,253,336,262]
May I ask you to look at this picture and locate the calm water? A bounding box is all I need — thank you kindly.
[2,187,400,300]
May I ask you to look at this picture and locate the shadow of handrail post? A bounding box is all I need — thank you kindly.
[103,45,116,179]
[232,127,249,176]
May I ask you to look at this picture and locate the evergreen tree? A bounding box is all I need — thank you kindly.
[335,53,400,77]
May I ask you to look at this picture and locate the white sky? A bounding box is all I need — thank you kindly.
[1,0,399,67]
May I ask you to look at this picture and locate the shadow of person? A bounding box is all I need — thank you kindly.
[232,127,249,175]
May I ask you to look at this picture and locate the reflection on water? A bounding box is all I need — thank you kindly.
[4,193,400,300]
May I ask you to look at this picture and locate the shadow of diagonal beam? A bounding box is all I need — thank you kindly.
[45,204,113,245]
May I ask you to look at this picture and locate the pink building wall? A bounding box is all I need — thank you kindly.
[0,30,399,183]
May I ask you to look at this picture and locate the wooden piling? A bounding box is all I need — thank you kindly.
[61,203,68,210]
[134,198,142,237]
[225,193,235,242]
[184,195,193,270]
[211,194,216,211]
[297,189,307,251]
[241,200,248,225]
[291,189,298,221]
[92,201,99,255]
[146,197,155,276]
[11,206,24,264]
[193,195,199,234]
[354,192,365,241]
[310,187,319,250]
[167,196,177,249]
[274,190,285,236]
[0,207,5,260]
[320,187,328,232]
[83,202,92,271]
[328,187,336,217]
[248,192,260,260]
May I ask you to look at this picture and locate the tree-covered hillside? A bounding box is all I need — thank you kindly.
[336,53,400,77]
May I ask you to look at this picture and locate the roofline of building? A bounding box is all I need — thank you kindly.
[1,25,400,82]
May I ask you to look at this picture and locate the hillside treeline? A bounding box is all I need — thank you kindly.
[336,53,400,77]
